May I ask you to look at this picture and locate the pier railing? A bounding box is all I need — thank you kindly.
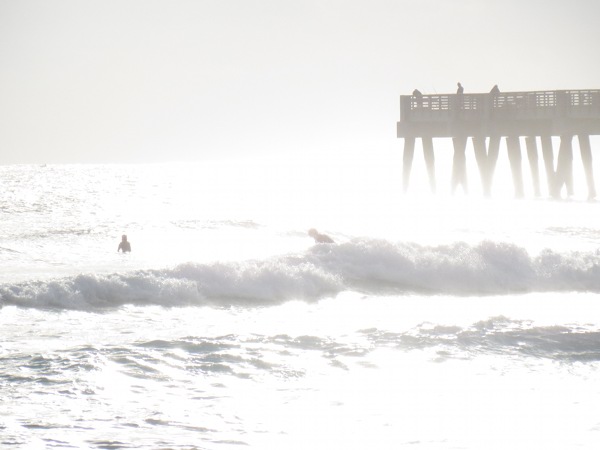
[401,90,600,123]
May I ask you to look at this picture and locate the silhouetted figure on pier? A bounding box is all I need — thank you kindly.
[412,89,423,107]
[490,84,500,94]
[308,229,334,244]
[118,234,131,252]
[456,82,464,94]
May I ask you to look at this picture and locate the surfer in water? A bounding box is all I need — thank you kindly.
[308,228,334,244]
[118,234,131,253]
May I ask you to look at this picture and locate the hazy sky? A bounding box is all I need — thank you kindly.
[1,0,599,164]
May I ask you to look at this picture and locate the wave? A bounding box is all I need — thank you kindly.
[1,239,600,310]
[361,317,600,362]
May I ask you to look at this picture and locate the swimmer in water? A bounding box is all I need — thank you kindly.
[308,228,334,244]
[118,234,131,253]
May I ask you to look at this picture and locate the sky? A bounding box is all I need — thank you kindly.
[0,0,599,164]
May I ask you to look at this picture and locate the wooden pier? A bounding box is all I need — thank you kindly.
[397,89,600,198]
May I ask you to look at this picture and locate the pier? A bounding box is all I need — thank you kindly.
[397,89,600,198]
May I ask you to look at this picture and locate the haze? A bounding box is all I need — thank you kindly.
[1,0,598,164]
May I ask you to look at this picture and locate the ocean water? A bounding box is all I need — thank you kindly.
[1,160,600,450]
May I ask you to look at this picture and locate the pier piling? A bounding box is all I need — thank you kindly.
[525,136,541,197]
[422,136,436,193]
[578,134,597,199]
[506,136,524,198]
[451,136,468,194]
[402,137,415,193]
[556,135,574,197]
[540,136,557,198]
[472,136,490,196]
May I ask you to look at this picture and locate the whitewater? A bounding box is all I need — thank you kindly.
[1,160,600,449]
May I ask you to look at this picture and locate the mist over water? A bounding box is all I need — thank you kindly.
[3,0,600,446]
[1,162,600,449]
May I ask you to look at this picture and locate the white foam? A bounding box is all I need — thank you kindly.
[2,239,600,310]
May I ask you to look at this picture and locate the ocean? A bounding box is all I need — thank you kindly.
[1,159,600,449]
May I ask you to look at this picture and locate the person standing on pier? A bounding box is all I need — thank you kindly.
[412,89,423,107]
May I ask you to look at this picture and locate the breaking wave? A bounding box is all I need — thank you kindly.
[2,239,600,310]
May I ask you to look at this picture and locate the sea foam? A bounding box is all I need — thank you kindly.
[1,239,599,310]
